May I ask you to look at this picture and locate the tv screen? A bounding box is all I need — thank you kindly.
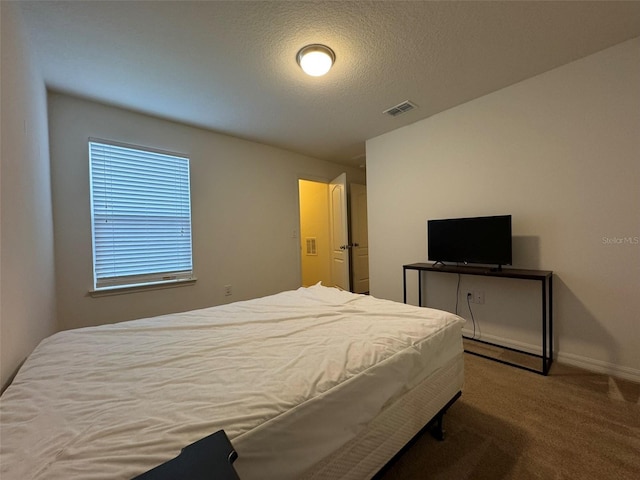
[428,215,512,266]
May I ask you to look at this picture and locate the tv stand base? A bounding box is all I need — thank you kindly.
[403,263,553,375]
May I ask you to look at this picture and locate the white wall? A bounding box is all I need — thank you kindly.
[367,38,640,380]
[0,2,57,390]
[48,93,365,331]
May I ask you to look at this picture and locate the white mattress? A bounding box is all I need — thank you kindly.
[0,284,464,480]
[302,351,464,479]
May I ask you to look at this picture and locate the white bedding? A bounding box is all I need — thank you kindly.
[0,284,464,479]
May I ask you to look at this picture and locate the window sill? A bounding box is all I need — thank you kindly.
[88,278,197,297]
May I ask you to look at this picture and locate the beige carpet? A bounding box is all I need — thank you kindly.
[377,352,640,480]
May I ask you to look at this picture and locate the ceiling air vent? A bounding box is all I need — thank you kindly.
[383,100,417,117]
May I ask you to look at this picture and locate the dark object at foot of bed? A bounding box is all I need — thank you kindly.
[133,429,239,480]
[372,390,462,478]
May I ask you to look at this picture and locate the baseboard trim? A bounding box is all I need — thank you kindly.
[461,329,640,383]
[556,351,640,383]
[461,329,542,356]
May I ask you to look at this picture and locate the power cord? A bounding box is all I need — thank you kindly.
[455,274,461,315]
[466,292,477,339]
[456,274,477,339]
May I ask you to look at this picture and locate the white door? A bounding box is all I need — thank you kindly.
[350,183,369,293]
[329,173,350,291]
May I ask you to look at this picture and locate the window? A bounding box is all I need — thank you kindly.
[89,139,194,291]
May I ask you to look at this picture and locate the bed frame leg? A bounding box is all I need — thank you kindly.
[429,413,446,441]
[429,390,461,441]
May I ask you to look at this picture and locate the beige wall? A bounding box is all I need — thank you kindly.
[367,38,640,380]
[0,2,57,390]
[48,94,365,331]
[298,179,331,287]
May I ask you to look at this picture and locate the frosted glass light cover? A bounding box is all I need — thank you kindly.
[297,45,335,77]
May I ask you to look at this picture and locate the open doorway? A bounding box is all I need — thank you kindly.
[297,176,369,293]
[298,178,332,288]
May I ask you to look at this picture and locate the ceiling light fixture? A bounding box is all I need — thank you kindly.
[296,44,335,77]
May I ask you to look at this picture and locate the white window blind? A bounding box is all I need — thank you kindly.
[89,140,193,290]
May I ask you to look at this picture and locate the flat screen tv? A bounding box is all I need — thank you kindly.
[428,215,512,267]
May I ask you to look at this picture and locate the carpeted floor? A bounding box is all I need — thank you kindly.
[377,352,640,480]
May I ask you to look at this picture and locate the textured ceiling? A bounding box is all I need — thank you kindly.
[18,1,640,168]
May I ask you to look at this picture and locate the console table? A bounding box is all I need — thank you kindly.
[403,263,553,375]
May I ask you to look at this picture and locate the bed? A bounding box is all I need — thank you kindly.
[0,284,464,479]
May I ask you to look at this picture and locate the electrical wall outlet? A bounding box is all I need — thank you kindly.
[466,291,474,303]
[474,290,485,304]
[224,285,232,296]
[467,290,485,304]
